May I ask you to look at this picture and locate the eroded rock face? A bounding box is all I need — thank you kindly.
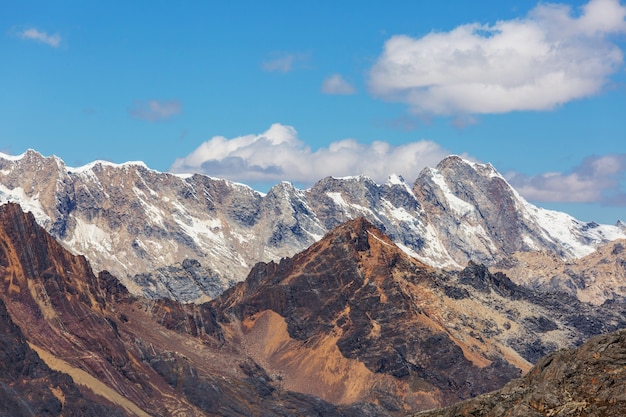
[2,201,626,416]
[413,329,626,417]
[130,258,235,303]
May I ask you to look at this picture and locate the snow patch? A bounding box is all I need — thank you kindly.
[0,185,51,226]
[367,231,393,247]
[65,217,113,255]
[68,159,151,173]
[428,169,475,217]
[0,151,29,161]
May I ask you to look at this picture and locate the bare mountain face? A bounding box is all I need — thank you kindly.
[1,150,624,302]
[0,296,126,417]
[1,202,626,415]
[493,239,626,305]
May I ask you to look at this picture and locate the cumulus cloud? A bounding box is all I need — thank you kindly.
[369,0,626,115]
[507,154,626,205]
[321,74,356,94]
[17,28,61,47]
[129,100,182,122]
[170,123,452,185]
[261,52,310,73]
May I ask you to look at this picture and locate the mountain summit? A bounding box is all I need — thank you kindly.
[1,150,624,302]
[212,216,626,412]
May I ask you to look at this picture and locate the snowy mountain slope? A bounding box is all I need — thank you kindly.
[1,150,624,302]
[413,156,624,265]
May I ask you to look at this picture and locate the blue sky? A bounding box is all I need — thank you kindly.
[1,0,625,223]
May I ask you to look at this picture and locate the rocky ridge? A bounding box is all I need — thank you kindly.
[1,150,624,302]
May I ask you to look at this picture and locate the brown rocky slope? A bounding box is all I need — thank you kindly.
[0,295,126,417]
[413,329,626,417]
[494,239,626,305]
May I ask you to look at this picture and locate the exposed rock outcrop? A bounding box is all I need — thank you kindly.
[0,296,126,417]
[2,201,625,415]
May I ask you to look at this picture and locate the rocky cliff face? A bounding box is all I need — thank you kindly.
[1,150,623,302]
[414,329,626,417]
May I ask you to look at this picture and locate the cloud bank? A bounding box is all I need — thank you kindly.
[322,74,356,94]
[129,100,182,122]
[369,0,626,115]
[170,123,451,185]
[170,125,625,207]
[507,154,626,206]
[17,28,61,47]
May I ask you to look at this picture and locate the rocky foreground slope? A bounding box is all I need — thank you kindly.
[2,202,626,415]
[0,296,126,417]
[414,329,626,417]
[1,150,624,302]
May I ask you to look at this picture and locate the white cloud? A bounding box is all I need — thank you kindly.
[369,0,626,115]
[170,123,452,185]
[321,74,356,95]
[507,154,626,205]
[129,100,182,122]
[17,28,61,47]
[261,53,310,73]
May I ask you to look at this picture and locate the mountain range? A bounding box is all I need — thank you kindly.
[2,201,626,415]
[1,150,624,303]
[3,149,626,415]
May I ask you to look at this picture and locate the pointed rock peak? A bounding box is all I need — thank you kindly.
[385,173,406,185]
[0,148,43,161]
[314,217,397,254]
[267,180,298,195]
[0,202,44,232]
[435,155,501,180]
[325,216,376,235]
[0,149,65,168]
